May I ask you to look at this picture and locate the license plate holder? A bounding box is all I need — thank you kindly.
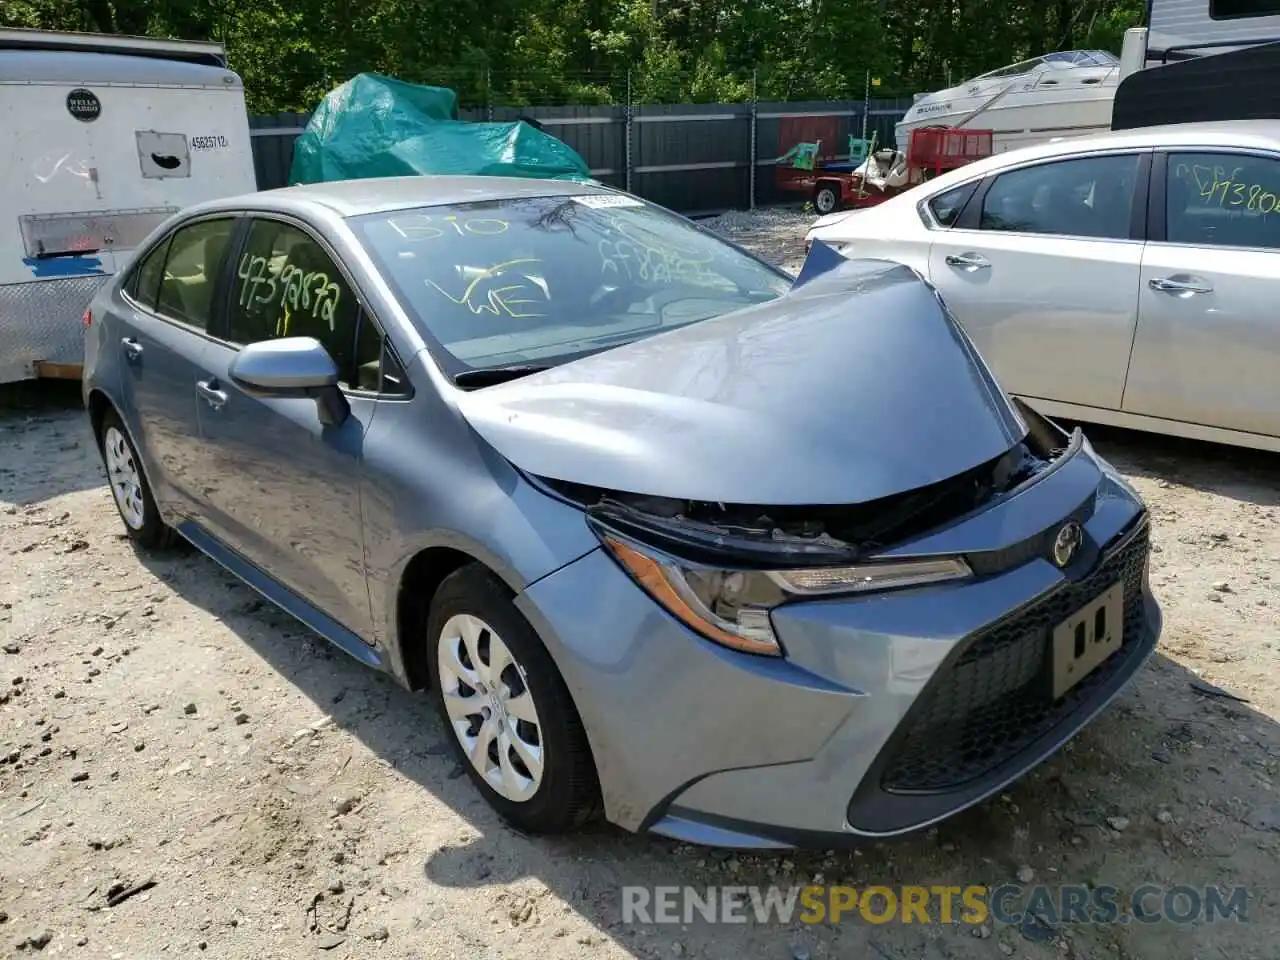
[1051,581,1124,699]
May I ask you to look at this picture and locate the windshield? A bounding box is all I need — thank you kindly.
[972,49,1119,81]
[350,194,791,374]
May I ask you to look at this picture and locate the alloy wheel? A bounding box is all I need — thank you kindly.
[437,613,545,802]
[103,426,146,530]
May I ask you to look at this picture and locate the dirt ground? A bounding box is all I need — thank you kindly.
[2,209,1278,960]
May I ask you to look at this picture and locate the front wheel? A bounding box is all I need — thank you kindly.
[427,564,601,834]
[814,183,841,215]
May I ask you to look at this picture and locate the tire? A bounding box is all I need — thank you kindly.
[814,183,840,215]
[427,563,601,833]
[97,408,177,550]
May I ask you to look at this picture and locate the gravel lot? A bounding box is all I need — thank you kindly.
[2,208,1278,960]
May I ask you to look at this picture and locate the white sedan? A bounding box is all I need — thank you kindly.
[806,120,1280,453]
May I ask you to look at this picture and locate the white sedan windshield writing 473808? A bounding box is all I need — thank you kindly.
[350,195,790,371]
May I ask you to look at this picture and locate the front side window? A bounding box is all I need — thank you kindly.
[1166,152,1280,250]
[226,219,374,387]
[979,154,1140,240]
[928,182,979,227]
[154,218,235,329]
[350,194,791,374]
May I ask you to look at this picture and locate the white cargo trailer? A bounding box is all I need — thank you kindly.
[0,28,257,383]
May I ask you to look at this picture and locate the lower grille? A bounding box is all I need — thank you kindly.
[880,518,1151,794]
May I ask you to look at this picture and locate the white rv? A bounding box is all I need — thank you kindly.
[896,0,1280,155]
[0,29,256,384]
[1147,0,1280,60]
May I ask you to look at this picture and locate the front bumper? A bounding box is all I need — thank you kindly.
[515,444,1160,849]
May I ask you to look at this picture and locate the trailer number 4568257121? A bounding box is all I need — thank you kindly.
[190,135,229,150]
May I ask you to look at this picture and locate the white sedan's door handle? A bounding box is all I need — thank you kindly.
[1149,276,1213,296]
[945,252,991,271]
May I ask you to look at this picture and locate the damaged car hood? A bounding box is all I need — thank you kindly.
[453,259,1028,506]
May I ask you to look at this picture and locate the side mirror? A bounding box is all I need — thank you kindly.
[228,337,350,426]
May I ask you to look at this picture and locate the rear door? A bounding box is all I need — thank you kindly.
[927,150,1149,409]
[113,215,238,520]
[1123,150,1280,439]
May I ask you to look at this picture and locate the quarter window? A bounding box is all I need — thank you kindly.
[928,182,979,227]
[226,219,379,389]
[154,219,235,330]
[1165,152,1280,250]
[978,154,1140,240]
[128,236,172,310]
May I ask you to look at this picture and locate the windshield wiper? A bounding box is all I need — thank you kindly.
[453,364,550,388]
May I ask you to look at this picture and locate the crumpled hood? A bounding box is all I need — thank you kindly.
[454,258,1028,505]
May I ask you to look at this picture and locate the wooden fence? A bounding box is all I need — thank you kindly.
[249,97,914,215]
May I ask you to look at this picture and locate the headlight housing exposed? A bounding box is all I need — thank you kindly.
[598,533,971,657]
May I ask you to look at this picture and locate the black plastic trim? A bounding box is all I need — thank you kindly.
[1130,151,1154,242]
[1148,151,1170,244]
[1114,41,1280,128]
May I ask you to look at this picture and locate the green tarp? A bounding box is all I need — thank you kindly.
[288,73,592,185]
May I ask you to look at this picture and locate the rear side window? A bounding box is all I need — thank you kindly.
[1166,152,1280,250]
[154,219,236,330]
[979,154,1140,240]
[128,237,172,310]
[927,182,979,227]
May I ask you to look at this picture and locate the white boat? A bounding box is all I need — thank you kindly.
[895,50,1122,156]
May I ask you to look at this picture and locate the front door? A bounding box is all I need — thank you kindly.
[1123,150,1280,439]
[928,151,1147,410]
[113,216,237,520]
[196,215,378,640]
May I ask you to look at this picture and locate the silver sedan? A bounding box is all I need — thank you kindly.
[807,119,1280,453]
[81,176,1159,849]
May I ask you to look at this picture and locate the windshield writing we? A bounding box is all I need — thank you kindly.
[425,259,549,319]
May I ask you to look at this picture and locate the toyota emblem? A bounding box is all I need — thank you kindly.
[1052,521,1084,568]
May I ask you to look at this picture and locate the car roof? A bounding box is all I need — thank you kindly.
[193,175,618,219]
[923,119,1280,191]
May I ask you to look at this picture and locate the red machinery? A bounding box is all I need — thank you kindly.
[776,126,994,214]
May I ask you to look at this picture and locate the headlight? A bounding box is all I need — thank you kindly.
[599,534,971,657]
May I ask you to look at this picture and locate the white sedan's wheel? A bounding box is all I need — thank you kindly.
[437,613,545,802]
[103,425,146,530]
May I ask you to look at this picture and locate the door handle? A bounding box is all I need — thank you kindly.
[195,379,228,410]
[1149,276,1213,296]
[121,337,143,361]
[945,252,991,271]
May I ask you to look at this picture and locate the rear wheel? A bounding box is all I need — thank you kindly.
[814,183,841,215]
[427,564,601,833]
[97,409,176,549]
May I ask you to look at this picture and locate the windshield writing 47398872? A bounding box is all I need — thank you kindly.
[597,217,721,286]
